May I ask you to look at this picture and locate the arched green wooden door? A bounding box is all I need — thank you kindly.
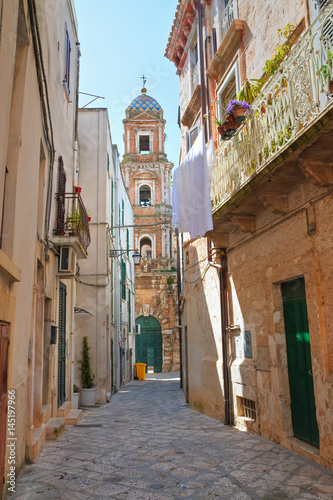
[135,316,162,373]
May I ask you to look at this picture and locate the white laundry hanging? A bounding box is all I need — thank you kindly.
[172,129,213,239]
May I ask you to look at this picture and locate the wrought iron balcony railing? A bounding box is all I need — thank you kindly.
[211,4,333,212]
[54,192,91,250]
[221,0,235,40]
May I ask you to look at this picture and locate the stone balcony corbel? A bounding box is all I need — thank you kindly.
[258,192,289,214]
[232,215,255,233]
[300,159,333,187]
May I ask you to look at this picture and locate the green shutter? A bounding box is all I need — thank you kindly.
[128,289,131,332]
[121,259,126,300]
[127,228,129,256]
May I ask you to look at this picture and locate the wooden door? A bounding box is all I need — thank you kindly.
[0,323,9,489]
[282,278,319,448]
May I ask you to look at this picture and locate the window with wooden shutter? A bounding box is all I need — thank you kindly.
[64,25,71,97]
[128,290,131,332]
[121,259,126,300]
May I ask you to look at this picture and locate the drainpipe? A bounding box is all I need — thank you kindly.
[207,242,231,426]
[197,0,207,140]
[176,228,183,389]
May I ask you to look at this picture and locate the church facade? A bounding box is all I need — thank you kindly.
[121,87,179,373]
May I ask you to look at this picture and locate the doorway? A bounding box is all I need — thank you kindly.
[135,316,162,373]
[282,278,319,448]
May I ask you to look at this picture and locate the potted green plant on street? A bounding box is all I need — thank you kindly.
[72,384,80,410]
[79,337,96,406]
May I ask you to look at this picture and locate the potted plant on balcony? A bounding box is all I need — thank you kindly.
[227,100,252,122]
[72,384,80,410]
[217,115,239,140]
[79,336,96,406]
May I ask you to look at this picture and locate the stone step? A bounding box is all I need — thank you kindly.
[65,409,83,425]
[45,418,66,440]
[57,401,72,418]
[27,425,46,462]
[42,404,52,423]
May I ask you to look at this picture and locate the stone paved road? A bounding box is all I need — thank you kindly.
[9,373,333,499]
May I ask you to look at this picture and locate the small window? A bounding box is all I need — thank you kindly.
[140,185,151,207]
[140,237,152,258]
[237,397,256,421]
[64,25,71,97]
[139,135,150,153]
[186,121,200,152]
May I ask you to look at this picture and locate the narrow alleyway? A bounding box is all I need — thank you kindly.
[10,374,333,500]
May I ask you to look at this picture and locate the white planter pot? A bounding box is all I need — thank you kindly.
[80,388,96,406]
[72,392,79,410]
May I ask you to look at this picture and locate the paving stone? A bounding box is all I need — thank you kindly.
[9,372,333,499]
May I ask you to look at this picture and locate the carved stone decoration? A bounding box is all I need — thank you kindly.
[300,159,333,187]
[232,215,255,233]
[143,304,150,317]
[258,192,289,214]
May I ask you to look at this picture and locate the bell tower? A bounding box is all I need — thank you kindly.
[121,86,179,373]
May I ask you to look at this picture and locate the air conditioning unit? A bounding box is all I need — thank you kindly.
[58,246,76,276]
[135,324,141,335]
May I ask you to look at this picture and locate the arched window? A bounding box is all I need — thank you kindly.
[140,237,152,259]
[139,185,151,207]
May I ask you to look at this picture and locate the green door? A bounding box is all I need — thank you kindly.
[282,278,319,448]
[58,282,66,408]
[135,316,162,373]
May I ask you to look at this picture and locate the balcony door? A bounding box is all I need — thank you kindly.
[282,278,319,448]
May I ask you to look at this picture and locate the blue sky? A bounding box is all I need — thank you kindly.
[75,0,180,168]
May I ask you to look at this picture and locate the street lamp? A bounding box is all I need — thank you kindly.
[109,248,141,265]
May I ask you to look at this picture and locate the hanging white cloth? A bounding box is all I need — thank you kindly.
[206,136,216,189]
[172,129,213,239]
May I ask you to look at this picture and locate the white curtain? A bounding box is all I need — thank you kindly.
[172,129,213,239]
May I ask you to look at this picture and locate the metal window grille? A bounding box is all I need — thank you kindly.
[240,398,256,421]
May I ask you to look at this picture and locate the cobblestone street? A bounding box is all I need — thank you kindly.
[10,374,333,499]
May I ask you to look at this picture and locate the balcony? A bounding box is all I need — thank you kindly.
[181,61,201,127]
[211,5,333,221]
[221,0,235,40]
[207,0,244,81]
[53,192,91,259]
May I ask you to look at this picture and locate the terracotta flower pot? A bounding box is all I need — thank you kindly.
[231,105,247,122]
[75,186,82,194]
[329,81,333,94]
[217,118,239,140]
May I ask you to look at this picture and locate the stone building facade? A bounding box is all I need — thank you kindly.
[121,88,179,373]
[0,0,88,494]
[166,0,333,469]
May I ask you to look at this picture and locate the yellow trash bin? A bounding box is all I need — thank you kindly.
[135,363,146,380]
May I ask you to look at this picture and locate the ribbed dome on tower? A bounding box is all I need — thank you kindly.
[126,88,162,113]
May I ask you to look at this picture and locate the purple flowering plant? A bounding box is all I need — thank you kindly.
[227,99,251,115]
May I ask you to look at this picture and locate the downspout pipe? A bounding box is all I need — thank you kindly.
[197,0,207,141]
[207,243,231,426]
[176,228,183,390]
